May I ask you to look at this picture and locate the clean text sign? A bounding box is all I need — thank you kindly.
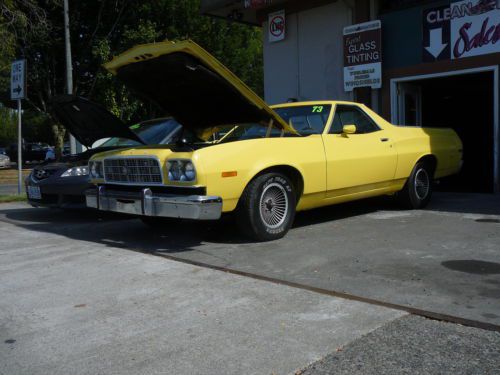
[423,1,500,61]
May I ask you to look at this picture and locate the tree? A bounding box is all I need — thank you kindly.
[0,0,264,152]
[0,106,17,146]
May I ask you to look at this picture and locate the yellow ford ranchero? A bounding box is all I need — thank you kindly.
[85,40,462,241]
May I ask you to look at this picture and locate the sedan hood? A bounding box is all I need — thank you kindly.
[104,40,297,135]
[51,95,145,147]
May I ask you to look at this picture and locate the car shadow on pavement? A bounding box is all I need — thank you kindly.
[0,197,394,255]
[0,192,498,256]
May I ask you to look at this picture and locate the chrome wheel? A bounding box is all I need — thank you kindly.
[259,182,289,229]
[414,168,430,200]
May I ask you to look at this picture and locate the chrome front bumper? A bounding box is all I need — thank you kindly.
[85,186,222,220]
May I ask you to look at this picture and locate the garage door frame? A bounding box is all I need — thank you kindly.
[390,66,499,193]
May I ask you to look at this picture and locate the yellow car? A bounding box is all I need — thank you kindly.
[85,40,462,241]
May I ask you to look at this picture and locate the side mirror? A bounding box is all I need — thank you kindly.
[342,124,357,134]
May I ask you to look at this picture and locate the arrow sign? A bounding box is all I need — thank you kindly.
[425,28,448,59]
[11,60,26,100]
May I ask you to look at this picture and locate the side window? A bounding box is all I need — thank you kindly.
[329,105,380,134]
[330,112,343,134]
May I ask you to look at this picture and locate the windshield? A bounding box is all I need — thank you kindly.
[214,123,284,144]
[273,105,332,135]
[100,118,180,147]
[214,105,332,144]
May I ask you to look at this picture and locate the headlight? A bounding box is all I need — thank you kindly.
[167,159,196,182]
[89,161,104,179]
[61,166,89,177]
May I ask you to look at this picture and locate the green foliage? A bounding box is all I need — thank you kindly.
[0,194,27,203]
[0,0,264,139]
[0,107,17,146]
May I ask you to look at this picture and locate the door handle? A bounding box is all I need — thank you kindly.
[380,137,390,142]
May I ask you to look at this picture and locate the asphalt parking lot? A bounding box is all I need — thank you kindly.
[1,192,499,374]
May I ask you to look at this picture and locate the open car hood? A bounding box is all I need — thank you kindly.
[104,40,297,135]
[51,95,145,148]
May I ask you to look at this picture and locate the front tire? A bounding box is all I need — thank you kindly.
[397,162,433,209]
[236,172,296,241]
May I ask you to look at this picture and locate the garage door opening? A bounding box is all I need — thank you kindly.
[392,69,498,193]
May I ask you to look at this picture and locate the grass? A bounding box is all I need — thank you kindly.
[0,194,27,203]
[0,168,31,184]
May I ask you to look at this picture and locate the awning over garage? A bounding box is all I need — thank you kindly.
[200,0,288,25]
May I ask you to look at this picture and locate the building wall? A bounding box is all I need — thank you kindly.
[262,1,351,104]
[379,0,500,191]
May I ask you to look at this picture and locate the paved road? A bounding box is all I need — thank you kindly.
[302,315,500,375]
[3,193,497,325]
[0,194,499,374]
[0,206,403,374]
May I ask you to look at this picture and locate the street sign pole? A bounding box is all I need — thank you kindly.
[17,99,22,194]
[11,59,26,196]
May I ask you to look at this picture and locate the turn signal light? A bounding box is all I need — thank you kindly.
[222,171,238,178]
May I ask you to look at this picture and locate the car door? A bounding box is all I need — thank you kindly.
[322,104,397,198]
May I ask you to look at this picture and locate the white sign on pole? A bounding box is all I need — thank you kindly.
[11,60,26,100]
[268,10,286,43]
[343,20,382,92]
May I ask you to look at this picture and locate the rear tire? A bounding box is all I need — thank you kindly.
[236,172,296,241]
[397,162,433,209]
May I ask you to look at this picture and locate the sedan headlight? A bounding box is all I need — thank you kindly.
[89,161,104,179]
[167,159,196,182]
[61,166,89,177]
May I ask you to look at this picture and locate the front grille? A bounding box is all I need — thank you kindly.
[103,158,163,184]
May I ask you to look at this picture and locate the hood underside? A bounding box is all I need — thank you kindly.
[51,95,145,148]
[104,40,296,135]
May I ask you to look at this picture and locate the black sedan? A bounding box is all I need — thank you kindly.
[26,96,182,209]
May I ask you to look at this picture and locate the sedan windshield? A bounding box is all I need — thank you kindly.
[100,118,180,147]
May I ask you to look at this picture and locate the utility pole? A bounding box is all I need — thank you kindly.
[64,0,78,154]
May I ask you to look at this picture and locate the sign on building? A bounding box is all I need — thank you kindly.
[245,0,272,9]
[268,10,285,43]
[343,20,382,92]
[11,59,26,100]
[423,0,500,62]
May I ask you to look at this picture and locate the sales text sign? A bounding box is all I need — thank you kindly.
[11,59,26,100]
[343,20,382,92]
[423,0,500,61]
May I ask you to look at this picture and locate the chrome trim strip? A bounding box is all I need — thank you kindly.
[84,187,222,220]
